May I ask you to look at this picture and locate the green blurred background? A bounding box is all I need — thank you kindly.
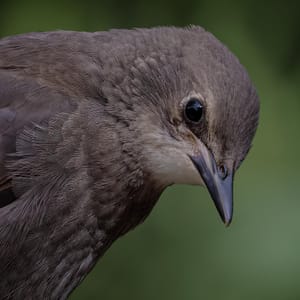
[1,0,299,299]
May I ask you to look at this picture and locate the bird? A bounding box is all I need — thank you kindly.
[0,26,259,299]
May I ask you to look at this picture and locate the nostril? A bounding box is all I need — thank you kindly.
[219,165,228,179]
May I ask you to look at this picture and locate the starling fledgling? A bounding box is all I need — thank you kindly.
[0,26,259,299]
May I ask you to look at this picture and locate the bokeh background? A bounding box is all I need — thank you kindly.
[0,0,299,299]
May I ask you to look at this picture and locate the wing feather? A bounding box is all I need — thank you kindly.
[0,70,76,206]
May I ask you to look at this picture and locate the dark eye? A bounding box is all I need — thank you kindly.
[184,98,203,123]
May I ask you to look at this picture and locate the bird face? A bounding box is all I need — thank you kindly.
[131,29,259,225]
[141,90,237,225]
[141,88,258,226]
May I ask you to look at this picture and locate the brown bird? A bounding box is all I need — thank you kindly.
[0,26,259,299]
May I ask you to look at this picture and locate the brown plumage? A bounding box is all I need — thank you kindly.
[0,26,259,299]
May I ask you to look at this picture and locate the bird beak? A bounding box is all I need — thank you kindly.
[190,148,233,226]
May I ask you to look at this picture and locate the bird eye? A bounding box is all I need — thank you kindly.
[184,98,203,123]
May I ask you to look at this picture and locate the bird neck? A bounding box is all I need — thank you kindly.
[0,154,162,297]
[0,103,165,298]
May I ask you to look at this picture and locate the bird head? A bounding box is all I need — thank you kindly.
[100,27,259,225]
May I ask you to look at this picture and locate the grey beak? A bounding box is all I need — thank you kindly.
[190,152,233,226]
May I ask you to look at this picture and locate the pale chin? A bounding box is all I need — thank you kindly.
[146,148,205,186]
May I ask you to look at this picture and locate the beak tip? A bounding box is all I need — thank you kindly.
[223,218,232,227]
[218,211,232,227]
[189,154,234,228]
[221,209,233,227]
[215,202,233,227]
